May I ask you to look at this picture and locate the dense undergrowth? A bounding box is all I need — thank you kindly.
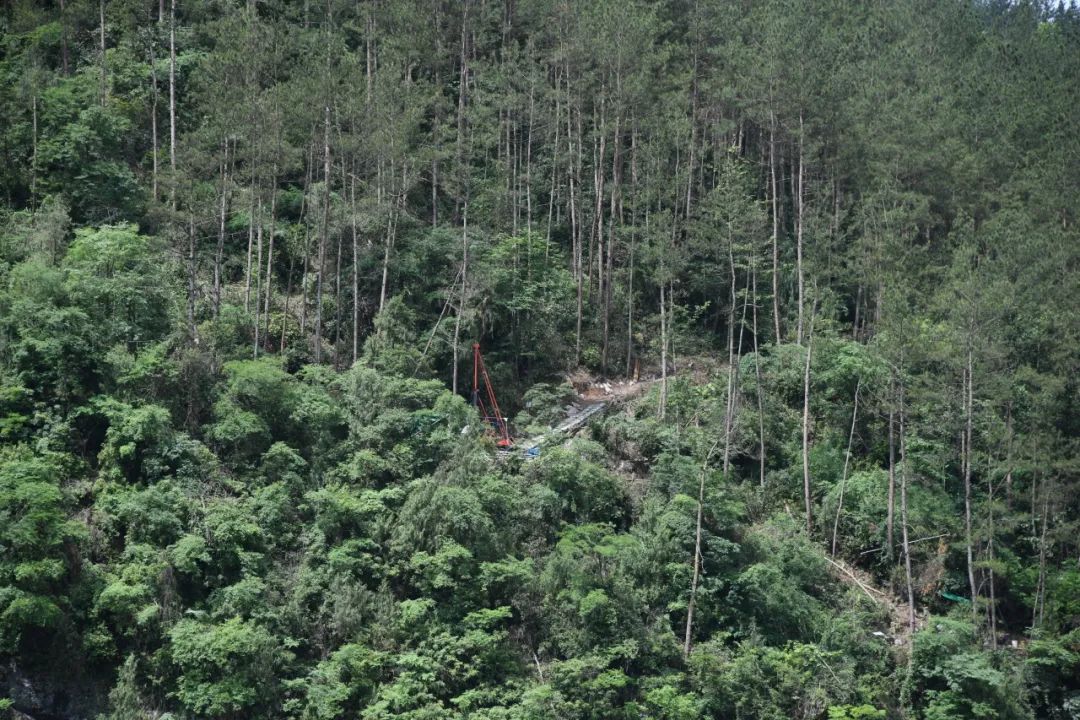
[2,0,1079,718]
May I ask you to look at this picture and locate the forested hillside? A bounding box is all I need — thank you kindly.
[1,1,1078,718]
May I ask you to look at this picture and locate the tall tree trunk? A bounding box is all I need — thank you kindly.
[899,377,916,631]
[964,351,978,617]
[795,113,805,346]
[365,6,373,104]
[300,232,310,336]
[570,77,583,364]
[752,265,766,488]
[455,0,469,223]
[886,400,896,563]
[263,168,277,352]
[187,213,198,344]
[452,201,468,395]
[1033,477,1049,630]
[243,171,257,315]
[1003,402,1014,508]
[801,307,814,533]
[625,126,637,378]
[253,213,263,357]
[545,69,561,258]
[149,43,159,202]
[722,223,741,476]
[332,202,343,369]
[314,105,332,363]
[350,172,359,364]
[99,0,107,106]
[29,95,37,213]
[525,82,534,236]
[987,459,998,648]
[769,114,781,344]
[658,262,668,421]
[683,442,718,659]
[299,138,315,337]
[602,113,620,374]
[169,0,177,210]
[626,235,634,378]
[214,140,229,318]
[831,380,860,556]
[378,193,394,314]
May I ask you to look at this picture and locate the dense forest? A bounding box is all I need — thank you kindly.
[0,0,1078,718]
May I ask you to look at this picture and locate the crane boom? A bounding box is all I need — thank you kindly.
[472,343,513,448]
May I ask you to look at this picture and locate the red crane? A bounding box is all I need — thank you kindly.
[471,343,513,448]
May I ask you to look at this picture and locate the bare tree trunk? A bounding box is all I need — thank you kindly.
[350,173,359,364]
[214,141,229,318]
[253,212,263,358]
[314,105,331,363]
[1004,402,1014,508]
[300,232,310,336]
[568,72,583,365]
[1033,477,1049,630]
[244,176,256,315]
[964,350,978,617]
[29,95,37,212]
[455,0,469,223]
[626,236,634,378]
[99,0,107,106]
[658,265,667,421]
[626,127,637,378]
[669,278,677,379]
[722,224,740,476]
[451,200,468,395]
[149,44,159,202]
[378,205,393,314]
[297,134,315,339]
[752,265,766,488]
[261,163,278,350]
[187,213,198,344]
[169,0,177,210]
[831,380,860,556]
[587,104,604,308]
[525,82,534,236]
[887,401,896,563]
[332,204,343,368]
[365,6,373,105]
[899,378,916,631]
[795,113,805,346]
[545,70,561,259]
[987,460,998,648]
[769,113,781,344]
[801,307,814,533]
[684,441,719,659]
[602,114,620,374]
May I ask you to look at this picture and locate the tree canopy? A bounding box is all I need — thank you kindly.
[0,0,1077,718]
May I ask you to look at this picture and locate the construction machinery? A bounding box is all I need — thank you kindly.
[470,342,611,456]
[471,343,513,448]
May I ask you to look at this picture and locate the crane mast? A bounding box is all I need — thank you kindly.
[471,343,513,448]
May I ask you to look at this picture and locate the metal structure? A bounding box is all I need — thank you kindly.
[472,343,513,448]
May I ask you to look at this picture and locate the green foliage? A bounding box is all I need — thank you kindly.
[0,2,1076,718]
[906,617,1031,720]
[0,447,80,654]
[169,616,288,718]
